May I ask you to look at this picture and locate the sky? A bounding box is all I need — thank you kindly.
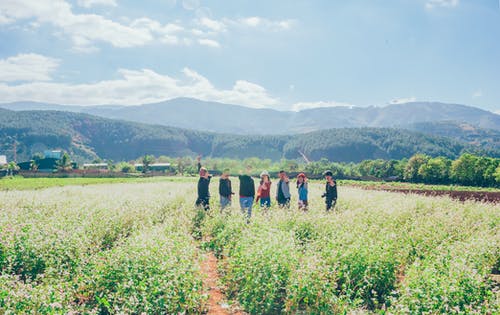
[0,0,499,113]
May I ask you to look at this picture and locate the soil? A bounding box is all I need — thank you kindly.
[349,184,500,203]
[201,252,245,315]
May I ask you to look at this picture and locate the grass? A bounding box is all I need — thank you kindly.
[0,175,195,191]
[0,177,498,314]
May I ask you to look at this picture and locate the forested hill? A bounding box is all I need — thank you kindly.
[0,108,497,163]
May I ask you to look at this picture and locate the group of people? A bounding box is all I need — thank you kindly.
[195,157,338,219]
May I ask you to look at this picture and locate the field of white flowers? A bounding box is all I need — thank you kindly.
[0,178,498,314]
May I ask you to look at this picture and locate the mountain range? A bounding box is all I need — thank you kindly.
[0,98,499,163]
[1,107,496,164]
[1,98,499,135]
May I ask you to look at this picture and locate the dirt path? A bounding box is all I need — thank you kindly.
[348,184,500,203]
[201,252,245,315]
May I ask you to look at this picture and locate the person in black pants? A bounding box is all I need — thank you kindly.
[195,156,211,211]
[239,173,255,220]
[321,170,337,211]
[219,169,233,212]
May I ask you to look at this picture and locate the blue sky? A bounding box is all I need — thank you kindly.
[0,0,499,113]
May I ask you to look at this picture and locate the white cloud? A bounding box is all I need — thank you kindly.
[231,17,295,31]
[77,0,117,8]
[0,1,294,51]
[0,0,152,50]
[240,17,261,27]
[0,13,14,24]
[425,0,459,9]
[197,17,226,32]
[494,110,500,115]
[292,101,356,112]
[198,38,220,48]
[0,53,59,82]
[389,97,417,105]
[0,63,279,108]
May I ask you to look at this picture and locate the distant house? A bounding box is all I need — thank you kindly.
[83,163,108,170]
[18,158,60,172]
[134,163,171,172]
[0,155,7,166]
[44,150,63,159]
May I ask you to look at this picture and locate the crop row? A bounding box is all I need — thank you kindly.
[202,184,499,314]
[0,182,205,314]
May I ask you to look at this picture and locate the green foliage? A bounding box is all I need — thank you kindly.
[0,180,205,314]
[141,154,155,173]
[115,161,135,173]
[56,152,72,172]
[202,181,499,314]
[404,154,430,182]
[417,156,451,184]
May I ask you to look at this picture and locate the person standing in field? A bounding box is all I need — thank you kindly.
[219,169,233,212]
[321,170,337,211]
[276,170,291,208]
[255,170,272,208]
[296,173,308,211]
[195,156,211,211]
[238,171,255,219]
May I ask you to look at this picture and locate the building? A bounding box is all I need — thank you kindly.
[0,155,7,166]
[83,163,108,170]
[134,163,171,172]
[44,150,63,159]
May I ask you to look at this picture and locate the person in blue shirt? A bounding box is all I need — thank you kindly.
[296,173,308,211]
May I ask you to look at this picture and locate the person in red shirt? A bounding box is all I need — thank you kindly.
[255,170,272,208]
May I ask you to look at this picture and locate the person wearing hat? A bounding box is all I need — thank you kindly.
[296,173,309,211]
[321,170,337,211]
[276,170,291,208]
[219,169,234,212]
[256,170,272,208]
[195,155,211,211]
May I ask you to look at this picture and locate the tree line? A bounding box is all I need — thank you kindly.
[4,151,500,188]
[110,153,500,188]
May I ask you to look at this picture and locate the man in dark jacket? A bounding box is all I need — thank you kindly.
[238,172,255,219]
[276,170,291,208]
[321,170,337,211]
[196,156,211,211]
[219,169,233,212]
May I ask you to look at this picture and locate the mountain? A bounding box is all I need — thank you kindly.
[406,121,500,150]
[0,108,497,164]
[1,98,499,134]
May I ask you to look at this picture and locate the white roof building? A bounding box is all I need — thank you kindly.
[0,155,7,165]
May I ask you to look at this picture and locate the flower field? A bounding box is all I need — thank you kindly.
[0,178,498,314]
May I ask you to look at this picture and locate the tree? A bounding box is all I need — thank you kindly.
[477,157,499,187]
[404,154,430,182]
[450,154,479,186]
[494,165,500,185]
[57,153,72,172]
[117,162,135,173]
[30,159,39,172]
[142,155,155,173]
[418,157,451,184]
[7,161,19,176]
[31,152,44,161]
[106,159,115,171]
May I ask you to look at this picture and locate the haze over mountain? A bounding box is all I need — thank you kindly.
[1,98,499,136]
[1,108,496,164]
